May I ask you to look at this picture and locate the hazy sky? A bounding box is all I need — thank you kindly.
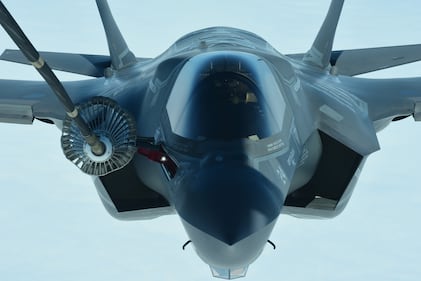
[0,1,421,281]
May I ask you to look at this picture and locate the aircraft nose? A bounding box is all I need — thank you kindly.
[175,162,284,246]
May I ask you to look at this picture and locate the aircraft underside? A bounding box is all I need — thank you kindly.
[1,0,421,279]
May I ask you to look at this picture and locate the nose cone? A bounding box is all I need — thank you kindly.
[176,163,283,245]
[181,216,278,272]
[175,163,283,269]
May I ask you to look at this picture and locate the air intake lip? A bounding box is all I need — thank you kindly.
[61,97,137,176]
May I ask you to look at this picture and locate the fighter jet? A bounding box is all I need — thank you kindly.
[1,0,421,279]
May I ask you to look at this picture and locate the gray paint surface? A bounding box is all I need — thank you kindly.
[0,0,418,280]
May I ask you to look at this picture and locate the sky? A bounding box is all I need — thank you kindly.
[0,1,421,281]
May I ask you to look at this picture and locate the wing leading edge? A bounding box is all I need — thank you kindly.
[288,44,421,76]
[0,50,152,77]
[330,44,421,76]
[0,79,62,124]
[1,50,111,77]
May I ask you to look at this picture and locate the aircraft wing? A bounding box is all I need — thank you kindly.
[288,44,421,76]
[0,50,151,77]
[0,79,64,124]
[0,77,107,125]
[1,50,110,77]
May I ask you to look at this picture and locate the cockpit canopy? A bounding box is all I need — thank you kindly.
[166,51,286,141]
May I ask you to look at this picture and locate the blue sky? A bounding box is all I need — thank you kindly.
[0,1,421,280]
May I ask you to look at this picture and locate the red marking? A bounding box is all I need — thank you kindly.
[138,147,166,162]
[138,146,178,177]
